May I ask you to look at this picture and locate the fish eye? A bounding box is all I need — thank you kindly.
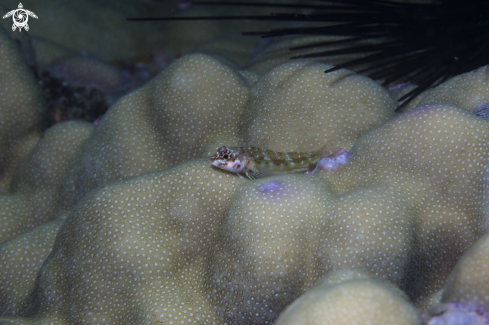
[223,154,229,159]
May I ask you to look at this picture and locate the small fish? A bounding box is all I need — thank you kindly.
[210,146,322,179]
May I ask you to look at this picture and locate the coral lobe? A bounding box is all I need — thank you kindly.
[1,7,489,324]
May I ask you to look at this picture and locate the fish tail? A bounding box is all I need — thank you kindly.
[319,141,341,159]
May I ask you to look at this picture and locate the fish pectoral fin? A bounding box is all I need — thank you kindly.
[246,171,267,180]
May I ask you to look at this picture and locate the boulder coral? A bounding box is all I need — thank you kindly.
[0,0,273,68]
[321,103,489,301]
[274,268,422,325]
[1,121,92,243]
[413,65,489,114]
[0,0,213,66]
[424,231,489,324]
[0,27,45,191]
[1,15,489,324]
[240,61,396,151]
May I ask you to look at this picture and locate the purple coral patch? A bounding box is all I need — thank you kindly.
[474,104,489,119]
[258,180,283,194]
[425,303,489,325]
[311,148,350,173]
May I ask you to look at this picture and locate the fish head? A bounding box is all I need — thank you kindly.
[210,146,248,174]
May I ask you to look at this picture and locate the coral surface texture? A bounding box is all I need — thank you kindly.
[1,2,489,324]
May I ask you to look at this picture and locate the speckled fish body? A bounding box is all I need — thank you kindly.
[210,146,321,179]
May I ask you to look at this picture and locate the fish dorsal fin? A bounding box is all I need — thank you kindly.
[243,147,320,162]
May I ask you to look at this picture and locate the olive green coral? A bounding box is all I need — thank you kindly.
[275,268,422,325]
[0,26,44,191]
[1,26,489,325]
